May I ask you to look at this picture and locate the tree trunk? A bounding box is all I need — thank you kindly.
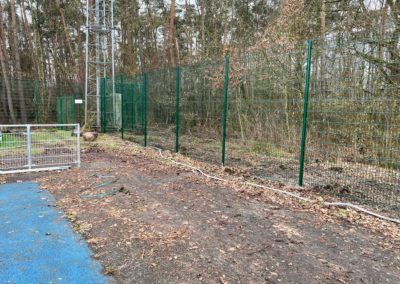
[28,0,47,119]
[0,3,16,124]
[0,44,14,123]
[77,15,84,83]
[320,0,326,90]
[144,0,158,69]
[386,0,400,82]
[20,0,37,78]
[10,0,27,123]
[55,0,74,67]
[185,0,193,59]
[0,2,15,123]
[200,0,206,55]
[168,0,176,66]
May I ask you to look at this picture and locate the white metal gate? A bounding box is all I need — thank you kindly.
[0,124,80,174]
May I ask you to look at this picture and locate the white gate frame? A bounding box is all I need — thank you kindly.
[0,124,81,175]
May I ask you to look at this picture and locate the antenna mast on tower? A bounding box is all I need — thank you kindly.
[84,0,115,128]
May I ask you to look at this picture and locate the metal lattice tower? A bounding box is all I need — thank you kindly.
[85,0,115,128]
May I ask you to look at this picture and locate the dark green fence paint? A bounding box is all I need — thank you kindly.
[299,40,313,186]
[143,73,148,147]
[34,80,39,123]
[121,76,125,139]
[175,65,181,153]
[101,78,106,133]
[221,52,230,166]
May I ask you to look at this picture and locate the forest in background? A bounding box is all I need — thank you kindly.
[0,0,399,82]
[0,0,399,136]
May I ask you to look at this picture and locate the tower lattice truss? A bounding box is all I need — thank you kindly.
[85,0,115,128]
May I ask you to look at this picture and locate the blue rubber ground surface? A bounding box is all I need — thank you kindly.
[0,182,107,284]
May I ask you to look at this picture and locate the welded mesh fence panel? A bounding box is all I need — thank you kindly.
[146,68,176,150]
[305,44,400,209]
[0,124,80,173]
[30,125,80,169]
[116,41,399,211]
[179,61,225,164]
[0,79,35,123]
[101,77,118,132]
[56,96,84,127]
[45,82,83,124]
[121,75,145,143]
[225,50,305,183]
[0,130,27,170]
[101,75,146,137]
[0,78,82,124]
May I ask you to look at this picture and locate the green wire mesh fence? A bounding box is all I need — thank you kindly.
[0,78,82,124]
[100,76,116,132]
[121,75,146,139]
[100,75,146,139]
[56,96,84,129]
[0,78,39,123]
[225,48,307,185]
[105,40,399,212]
[305,42,400,209]
[179,61,226,164]
[146,68,176,149]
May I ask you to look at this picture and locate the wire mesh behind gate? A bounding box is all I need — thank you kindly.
[0,124,80,174]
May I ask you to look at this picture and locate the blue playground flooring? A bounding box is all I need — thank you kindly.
[0,182,108,284]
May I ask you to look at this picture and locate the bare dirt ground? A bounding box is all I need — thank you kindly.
[127,128,400,213]
[2,135,400,283]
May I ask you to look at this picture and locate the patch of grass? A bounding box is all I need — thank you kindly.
[317,197,325,208]
[94,134,144,155]
[334,208,350,218]
[0,133,23,149]
[103,266,115,275]
[93,134,124,150]
[251,141,292,159]
[380,161,400,171]
[0,130,72,149]
[31,130,72,143]
[66,212,77,222]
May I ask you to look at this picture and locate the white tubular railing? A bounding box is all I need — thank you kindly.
[0,124,81,174]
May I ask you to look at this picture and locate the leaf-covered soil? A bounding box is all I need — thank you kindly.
[125,128,400,212]
[2,135,399,283]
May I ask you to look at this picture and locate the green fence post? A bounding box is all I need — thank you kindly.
[65,97,68,127]
[34,80,39,123]
[71,96,76,123]
[59,97,63,129]
[130,82,136,130]
[121,76,125,139]
[57,97,60,125]
[299,40,313,187]
[121,94,125,139]
[143,73,148,147]
[221,52,230,166]
[100,78,106,133]
[175,65,181,153]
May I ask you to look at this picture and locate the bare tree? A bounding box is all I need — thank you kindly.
[168,0,176,66]
[0,2,15,123]
[10,0,27,122]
